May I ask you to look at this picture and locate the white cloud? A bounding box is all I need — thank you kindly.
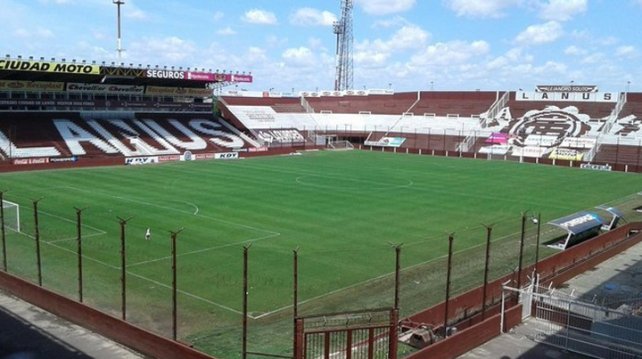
[242,9,277,25]
[354,0,416,15]
[444,0,521,18]
[539,0,587,21]
[216,27,236,36]
[581,52,606,65]
[212,11,224,21]
[515,21,563,46]
[564,45,587,56]
[616,45,637,58]
[13,27,54,39]
[290,8,337,26]
[372,16,411,28]
[282,47,315,67]
[130,36,195,63]
[411,40,490,67]
[487,48,533,70]
[355,25,429,68]
[38,0,73,4]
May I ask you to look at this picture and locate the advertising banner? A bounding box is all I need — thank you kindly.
[184,72,253,83]
[559,137,596,149]
[144,69,186,79]
[548,148,584,161]
[485,132,509,145]
[364,137,406,148]
[146,86,212,97]
[12,157,49,165]
[536,85,598,93]
[214,152,239,160]
[0,80,64,92]
[580,163,612,171]
[511,146,548,158]
[67,83,145,95]
[125,156,159,165]
[0,59,100,74]
[516,91,616,102]
[478,145,511,155]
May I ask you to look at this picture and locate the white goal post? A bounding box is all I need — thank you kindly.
[2,200,20,233]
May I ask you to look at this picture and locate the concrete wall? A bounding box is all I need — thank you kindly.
[403,222,642,358]
[0,271,214,359]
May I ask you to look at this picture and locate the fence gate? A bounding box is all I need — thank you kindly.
[294,308,398,359]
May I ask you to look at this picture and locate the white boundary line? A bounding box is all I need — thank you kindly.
[11,229,246,317]
[127,232,280,268]
[252,225,557,319]
[56,186,279,236]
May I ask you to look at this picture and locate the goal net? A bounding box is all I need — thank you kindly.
[2,200,20,233]
[328,140,354,151]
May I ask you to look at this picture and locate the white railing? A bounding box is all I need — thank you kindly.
[384,91,421,136]
[481,91,509,127]
[300,96,314,113]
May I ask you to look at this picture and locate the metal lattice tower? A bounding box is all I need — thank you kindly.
[333,0,353,91]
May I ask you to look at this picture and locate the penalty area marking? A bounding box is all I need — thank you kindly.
[55,186,279,236]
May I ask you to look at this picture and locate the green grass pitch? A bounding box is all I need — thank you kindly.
[1,150,640,357]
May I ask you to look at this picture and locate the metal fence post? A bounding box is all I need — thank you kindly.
[32,199,43,286]
[117,216,132,321]
[0,191,7,271]
[444,233,454,336]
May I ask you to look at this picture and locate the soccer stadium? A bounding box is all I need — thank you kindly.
[1,1,642,359]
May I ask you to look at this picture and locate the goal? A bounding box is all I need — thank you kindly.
[1,200,20,233]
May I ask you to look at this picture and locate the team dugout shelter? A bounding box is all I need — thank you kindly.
[547,208,624,250]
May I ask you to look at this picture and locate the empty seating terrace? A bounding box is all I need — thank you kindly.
[413,91,497,117]
[619,93,642,118]
[0,113,235,159]
[506,92,615,119]
[305,92,417,115]
[221,96,306,113]
[593,144,642,167]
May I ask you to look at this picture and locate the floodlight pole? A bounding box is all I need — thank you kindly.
[170,228,183,341]
[33,199,43,286]
[443,233,454,337]
[0,191,7,272]
[482,225,493,320]
[75,207,85,303]
[534,212,541,275]
[517,212,527,291]
[113,0,125,60]
[242,244,251,359]
[118,216,132,321]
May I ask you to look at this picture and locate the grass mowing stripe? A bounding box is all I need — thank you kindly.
[1,150,640,357]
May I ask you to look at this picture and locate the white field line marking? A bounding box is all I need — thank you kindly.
[47,231,106,244]
[245,162,574,211]
[127,232,280,268]
[38,209,108,235]
[185,201,199,215]
[58,186,279,236]
[252,226,556,319]
[12,229,246,317]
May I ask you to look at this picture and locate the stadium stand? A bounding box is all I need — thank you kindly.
[0,56,258,169]
[2,58,641,172]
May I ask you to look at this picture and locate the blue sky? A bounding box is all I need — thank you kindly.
[1,0,641,92]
